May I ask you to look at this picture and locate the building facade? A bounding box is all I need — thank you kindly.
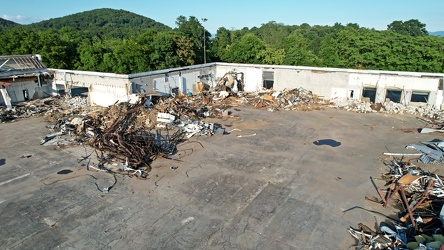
[2,58,443,109]
[0,54,49,108]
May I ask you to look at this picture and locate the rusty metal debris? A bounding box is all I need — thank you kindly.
[1,85,330,178]
[349,142,444,249]
[78,98,185,178]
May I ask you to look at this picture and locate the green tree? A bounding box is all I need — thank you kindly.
[109,38,149,73]
[282,33,318,66]
[212,27,232,61]
[57,27,82,69]
[387,19,428,36]
[175,16,209,64]
[0,27,39,55]
[254,21,292,49]
[76,37,110,72]
[174,35,195,66]
[224,33,265,64]
[149,31,195,70]
[257,48,285,65]
[37,29,72,69]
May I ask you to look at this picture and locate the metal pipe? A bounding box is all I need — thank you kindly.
[201,18,207,64]
[399,187,416,227]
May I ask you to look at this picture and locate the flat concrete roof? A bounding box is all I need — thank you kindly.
[0,107,435,249]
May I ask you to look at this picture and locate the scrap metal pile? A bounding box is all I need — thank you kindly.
[349,142,444,249]
[40,95,230,178]
[407,140,444,165]
[86,98,184,167]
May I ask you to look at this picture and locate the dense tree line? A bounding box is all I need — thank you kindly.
[0,18,19,32]
[1,10,443,74]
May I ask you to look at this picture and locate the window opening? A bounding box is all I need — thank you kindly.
[362,87,376,103]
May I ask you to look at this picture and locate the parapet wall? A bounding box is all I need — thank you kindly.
[48,64,444,108]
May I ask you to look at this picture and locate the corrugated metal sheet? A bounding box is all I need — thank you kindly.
[0,55,46,73]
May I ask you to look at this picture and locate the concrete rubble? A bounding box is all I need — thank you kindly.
[0,98,54,122]
[0,96,89,123]
[331,97,444,120]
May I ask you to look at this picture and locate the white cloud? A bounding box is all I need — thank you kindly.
[1,14,43,24]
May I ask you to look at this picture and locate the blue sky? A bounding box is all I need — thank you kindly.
[1,0,443,33]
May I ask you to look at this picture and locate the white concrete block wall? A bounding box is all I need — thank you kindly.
[275,69,349,99]
[348,73,440,106]
[47,65,444,108]
[51,69,132,106]
[89,84,130,106]
[131,68,216,95]
[3,81,52,102]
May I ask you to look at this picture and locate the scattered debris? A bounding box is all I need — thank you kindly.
[349,140,444,249]
[8,85,442,184]
[406,140,444,164]
[236,133,257,138]
[244,88,325,111]
[94,174,117,193]
[0,96,89,123]
[331,98,444,119]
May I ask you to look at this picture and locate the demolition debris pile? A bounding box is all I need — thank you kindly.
[86,98,185,168]
[0,96,89,123]
[40,95,230,177]
[1,87,323,123]
[8,86,444,181]
[59,98,189,179]
[242,87,324,111]
[348,140,444,249]
[0,98,55,122]
[32,88,326,177]
[331,97,444,119]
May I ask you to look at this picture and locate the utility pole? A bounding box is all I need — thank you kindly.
[201,18,207,64]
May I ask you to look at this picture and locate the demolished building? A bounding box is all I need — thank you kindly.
[49,63,444,109]
[0,54,49,108]
[1,55,444,111]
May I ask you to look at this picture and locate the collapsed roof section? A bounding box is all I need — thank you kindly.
[0,54,46,79]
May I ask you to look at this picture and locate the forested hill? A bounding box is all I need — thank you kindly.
[1,14,443,74]
[26,8,171,38]
[0,18,19,31]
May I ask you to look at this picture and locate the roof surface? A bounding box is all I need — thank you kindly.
[0,55,46,75]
